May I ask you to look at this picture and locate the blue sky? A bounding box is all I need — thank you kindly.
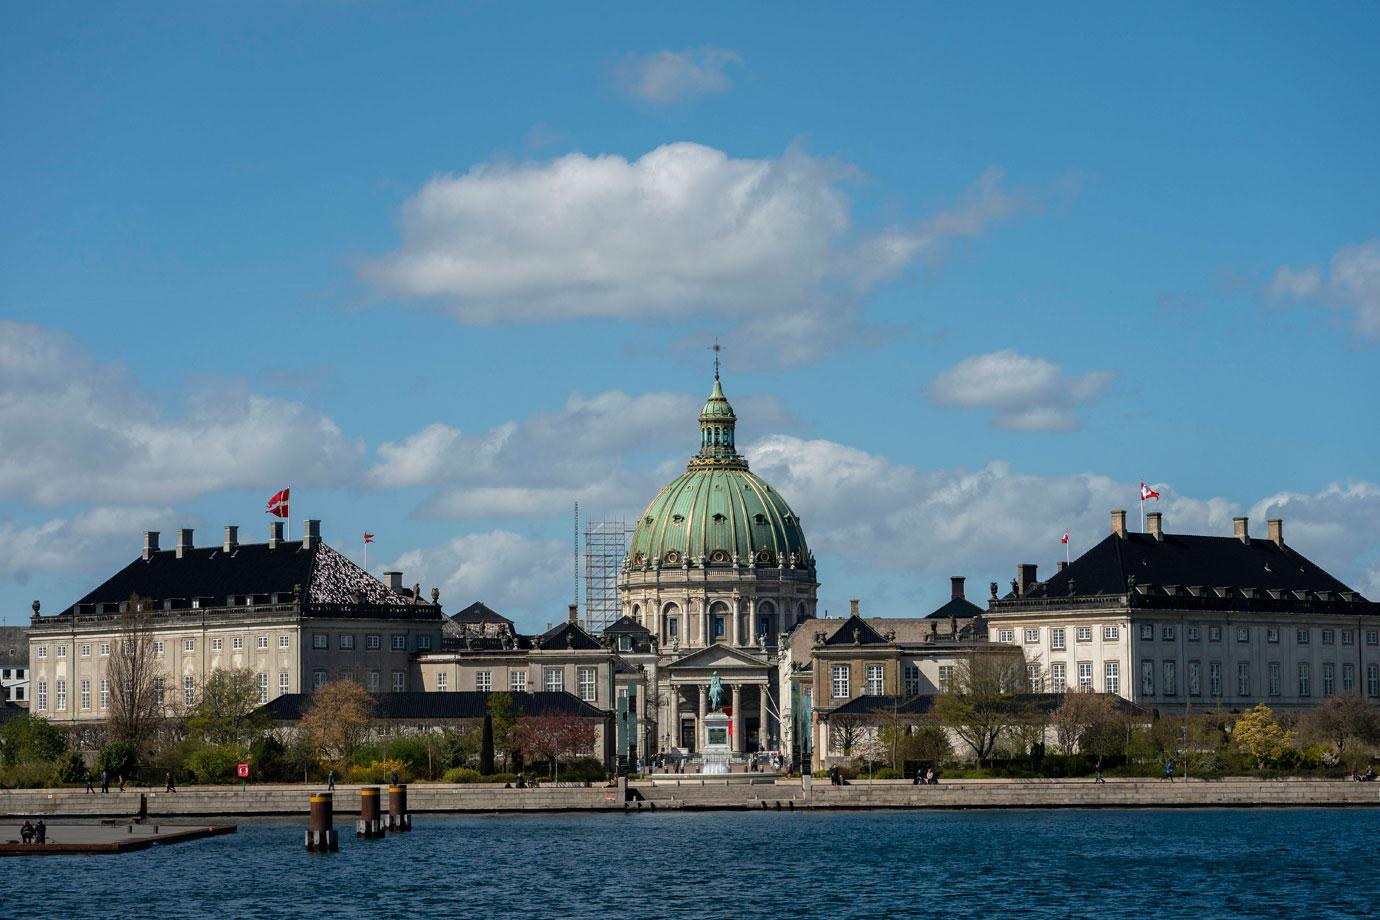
[3,2,1377,630]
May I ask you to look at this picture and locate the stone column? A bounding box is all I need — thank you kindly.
[759,684,769,750]
[747,598,756,646]
[667,684,678,750]
[697,684,707,753]
[730,604,740,646]
[731,684,743,753]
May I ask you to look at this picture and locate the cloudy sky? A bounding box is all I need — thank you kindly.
[3,3,1378,629]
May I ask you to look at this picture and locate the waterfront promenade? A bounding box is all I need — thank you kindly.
[2,777,1377,817]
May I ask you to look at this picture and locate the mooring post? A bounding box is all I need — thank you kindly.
[305,792,338,852]
[357,786,385,838]
[387,784,411,832]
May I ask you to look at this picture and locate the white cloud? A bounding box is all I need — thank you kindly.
[385,530,570,631]
[0,506,173,586]
[929,349,1114,431]
[363,144,1034,364]
[1269,239,1380,340]
[616,47,742,104]
[1251,481,1380,598]
[0,320,362,506]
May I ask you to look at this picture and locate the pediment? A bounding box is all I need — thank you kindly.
[667,643,770,672]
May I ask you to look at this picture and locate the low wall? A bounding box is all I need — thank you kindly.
[2,779,1377,818]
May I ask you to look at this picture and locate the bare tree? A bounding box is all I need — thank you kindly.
[301,680,376,767]
[931,648,1032,766]
[106,594,165,749]
[1298,694,1380,757]
[1052,691,1122,754]
[827,713,871,759]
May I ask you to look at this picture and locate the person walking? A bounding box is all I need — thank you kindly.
[165,770,177,792]
[84,772,94,794]
[118,774,126,793]
[327,770,335,791]
[100,769,109,794]
[1164,759,1175,783]
[1095,756,1106,784]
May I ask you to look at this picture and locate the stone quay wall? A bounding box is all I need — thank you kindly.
[2,779,1377,818]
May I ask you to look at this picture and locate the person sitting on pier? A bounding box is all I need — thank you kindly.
[1364,765,1377,782]
[515,774,526,789]
[19,820,34,844]
[34,820,46,844]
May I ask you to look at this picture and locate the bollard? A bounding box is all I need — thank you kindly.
[387,784,411,832]
[305,792,339,852]
[357,786,385,839]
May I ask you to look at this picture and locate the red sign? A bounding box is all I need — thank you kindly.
[236,762,250,779]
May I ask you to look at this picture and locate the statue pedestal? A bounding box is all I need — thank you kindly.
[701,711,731,774]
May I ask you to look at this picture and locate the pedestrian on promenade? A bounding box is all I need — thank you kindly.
[390,770,399,786]
[327,770,335,791]
[84,772,94,794]
[101,769,109,793]
[118,774,125,792]
[1164,760,1174,783]
[1351,765,1358,782]
[165,771,177,792]
[913,766,923,785]
[1095,756,1106,784]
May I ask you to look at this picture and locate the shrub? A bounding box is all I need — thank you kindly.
[248,735,290,783]
[345,758,411,784]
[874,768,903,779]
[97,740,140,779]
[185,744,243,784]
[442,767,483,783]
[0,761,56,788]
[384,736,439,779]
[52,751,89,786]
[0,713,67,766]
[556,757,606,783]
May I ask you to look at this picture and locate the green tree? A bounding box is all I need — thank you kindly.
[931,649,1033,766]
[187,668,268,746]
[300,680,376,768]
[1298,694,1380,757]
[487,692,519,768]
[0,713,67,766]
[1232,704,1295,769]
[480,712,496,775]
[97,739,139,779]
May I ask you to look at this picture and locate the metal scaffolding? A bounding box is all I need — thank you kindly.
[583,516,631,635]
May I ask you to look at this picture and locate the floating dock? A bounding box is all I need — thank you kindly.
[0,822,236,855]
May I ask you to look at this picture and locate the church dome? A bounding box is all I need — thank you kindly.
[625,375,812,572]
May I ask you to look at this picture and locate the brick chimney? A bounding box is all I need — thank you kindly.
[384,571,403,592]
[567,603,578,625]
[1017,563,1038,596]
[850,597,860,617]
[268,520,284,549]
[1147,511,1163,541]
[1111,509,1127,538]
[950,576,966,601]
[1267,518,1283,546]
[303,519,321,550]
[143,531,160,561]
[223,525,239,553]
[175,528,194,559]
[1233,516,1249,544]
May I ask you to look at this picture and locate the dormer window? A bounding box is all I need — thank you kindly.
[753,513,766,525]
[672,514,685,524]
[712,513,727,524]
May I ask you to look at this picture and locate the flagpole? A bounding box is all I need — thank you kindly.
[363,537,367,573]
[1140,481,1145,532]
[286,487,291,541]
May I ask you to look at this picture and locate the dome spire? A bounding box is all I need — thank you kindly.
[692,343,745,470]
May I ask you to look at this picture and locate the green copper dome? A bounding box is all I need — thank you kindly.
[626,376,812,572]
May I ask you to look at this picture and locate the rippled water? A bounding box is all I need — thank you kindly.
[7,809,1376,918]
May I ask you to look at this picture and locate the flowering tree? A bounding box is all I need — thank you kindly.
[510,714,596,778]
[1232,704,1294,769]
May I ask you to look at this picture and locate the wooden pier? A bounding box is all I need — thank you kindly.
[0,822,236,855]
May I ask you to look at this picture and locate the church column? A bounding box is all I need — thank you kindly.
[759,685,769,751]
[731,684,743,753]
[697,684,707,753]
[747,598,757,646]
[666,683,677,750]
[730,603,740,647]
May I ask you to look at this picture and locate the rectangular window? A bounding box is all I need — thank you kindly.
[154,677,165,708]
[312,670,326,690]
[713,616,726,639]
[1342,629,1354,646]
[98,642,109,657]
[1236,627,1249,643]
[280,635,291,649]
[1161,625,1175,641]
[1367,630,1378,647]
[1342,663,1355,691]
[212,638,223,651]
[1051,662,1066,692]
[1298,663,1311,697]
[1187,626,1200,642]
[1024,628,1039,644]
[1268,662,1281,696]
[831,664,851,699]
[313,634,328,650]
[339,635,355,650]
[392,671,405,692]
[55,679,66,710]
[233,636,244,650]
[367,671,380,693]
[1026,663,1042,693]
[1208,625,1222,642]
[1368,664,1379,698]
[36,679,48,710]
[1163,661,1177,696]
[479,670,495,693]
[183,675,195,706]
[902,664,921,696]
[99,678,109,710]
[154,640,164,656]
[998,629,1014,643]
[578,667,597,701]
[1104,625,1119,641]
[1140,624,1154,641]
[510,671,528,692]
[1104,661,1119,695]
[365,634,380,650]
[36,646,47,659]
[1266,627,1279,644]
[1050,628,1066,651]
[437,673,449,692]
[1076,626,1093,643]
[937,665,954,694]
[1237,661,1250,697]
[1078,661,1093,691]
[1209,661,1222,697]
[1141,660,1155,695]
[1187,660,1201,696]
[279,671,290,696]
[866,664,885,696]
[668,618,678,639]
[183,639,195,653]
[80,679,91,710]
[80,643,90,657]
[258,635,269,649]
[258,672,268,703]
[545,668,564,693]
[57,644,67,658]
[1297,629,1310,645]
[391,635,406,651]
[1322,662,1335,697]
[1321,629,1335,645]
[417,635,432,651]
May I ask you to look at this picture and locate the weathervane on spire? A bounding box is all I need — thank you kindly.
[710,338,722,379]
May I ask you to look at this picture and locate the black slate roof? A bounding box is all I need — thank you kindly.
[451,602,513,626]
[1014,532,1365,602]
[925,597,986,620]
[258,690,605,722]
[536,621,604,651]
[822,615,889,646]
[828,692,1147,718]
[602,615,651,636]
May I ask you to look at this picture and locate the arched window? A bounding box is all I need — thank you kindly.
[709,601,730,642]
[662,602,681,644]
[632,603,641,627]
[757,600,776,641]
